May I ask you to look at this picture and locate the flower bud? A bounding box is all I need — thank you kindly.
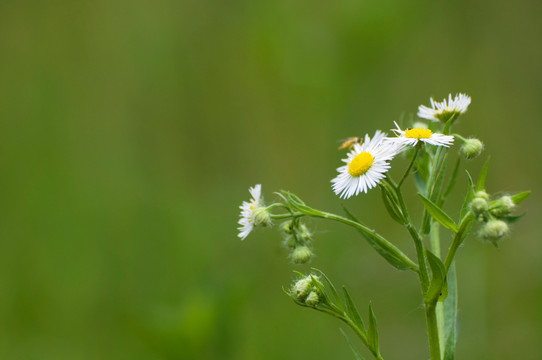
[475,190,490,200]
[470,197,488,216]
[490,196,516,217]
[281,220,294,234]
[292,276,313,299]
[305,291,320,306]
[282,234,297,249]
[253,207,271,227]
[460,138,484,159]
[291,246,313,264]
[479,218,509,246]
[297,223,312,244]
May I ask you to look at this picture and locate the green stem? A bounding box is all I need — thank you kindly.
[443,212,475,272]
[398,144,421,188]
[425,302,441,360]
[384,178,430,291]
[270,212,303,220]
[430,221,446,354]
[421,146,448,234]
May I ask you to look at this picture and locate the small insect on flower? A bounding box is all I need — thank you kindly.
[387,122,454,148]
[338,137,363,150]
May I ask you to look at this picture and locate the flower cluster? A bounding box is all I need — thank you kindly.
[331,113,457,199]
[238,93,474,239]
[290,274,324,307]
[471,190,527,247]
[281,220,314,264]
[236,91,529,360]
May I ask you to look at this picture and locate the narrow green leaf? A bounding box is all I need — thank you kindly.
[415,147,430,184]
[418,194,459,233]
[380,187,405,224]
[342,286,366,333]
[342,207,413,271]
[500,213,526,223]
[475,157,491,191]
[414,172,427,195]
[312,268,342,311]
[425,250,447,304]
[511,191,531,204]
[340,328,366,360]
[367,303,379,354]
[432,152,449,202]
[282,191,326,217]
[460,171,475,218]
[443,157,461,201]
[442,263,458,360]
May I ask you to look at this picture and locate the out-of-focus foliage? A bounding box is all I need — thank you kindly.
[0,0,540,359]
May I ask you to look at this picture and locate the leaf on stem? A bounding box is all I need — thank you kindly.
[442,263,458,360]
[340,328,366,360]
[342,206,413,271]
[312,268,343,312]
[418,194,458,233]
[342,286,367,334]
[414,172,427,196]
[380,186,406,224]
[425,250,447,304]
[475,157,490,191]
[460,171,475,218]
[367,303,380,354]
[282,191,326,217]
[511,191,531,205]
[442,157,461,201]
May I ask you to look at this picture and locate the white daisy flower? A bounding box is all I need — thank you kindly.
[417,93,471,122]
[331,131,402,199]
[388,122,454,148]
[238,184,268,240]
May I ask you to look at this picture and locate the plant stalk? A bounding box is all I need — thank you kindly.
[425,302,441,360]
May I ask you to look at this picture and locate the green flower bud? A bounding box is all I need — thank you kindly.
[282,234,297,249]
[297,223,312,244]
[292,277,312,299]
[470,197,488,216]
[475,190,490,200]
[490,196,516,217]
[460,138,484,159]
[479,218,509,246]
[305,291,320,306]
[253,207,271,227]
[291,246,313,264]
[281,220,294,234]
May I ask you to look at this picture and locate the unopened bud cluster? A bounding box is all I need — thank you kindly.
[281,220,314,264]
[291,275,322,307]
[471,190,515,247]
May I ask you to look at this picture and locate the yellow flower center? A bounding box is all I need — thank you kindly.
[348,152,374,177]
[404,128,432,139]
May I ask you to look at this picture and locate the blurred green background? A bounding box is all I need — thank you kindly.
[1,0,541,359]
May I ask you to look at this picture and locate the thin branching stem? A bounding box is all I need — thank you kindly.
[398,144,421,188]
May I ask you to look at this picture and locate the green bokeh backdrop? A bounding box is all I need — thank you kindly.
[1,0,541,359]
